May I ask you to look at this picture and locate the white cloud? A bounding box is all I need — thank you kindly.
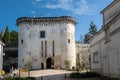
[32,0,96,15]
[45,4,60,9]
[30,11,36,14]
[46,13,51,16]
[34,0,41,2]
[45,0,95,15]
[73,0,95,15]
[32,1,37,5]
[45,0,73,10]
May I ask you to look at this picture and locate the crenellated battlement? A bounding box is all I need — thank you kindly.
[16,16,76,26]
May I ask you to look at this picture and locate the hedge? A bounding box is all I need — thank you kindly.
[70,72,101,78]
[4,77,36,80]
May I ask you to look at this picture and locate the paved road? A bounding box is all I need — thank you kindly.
[36,74,66,80]
[31,69,71,80]
[17,69,99,80]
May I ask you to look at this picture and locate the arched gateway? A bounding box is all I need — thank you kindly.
[46,58,54,69]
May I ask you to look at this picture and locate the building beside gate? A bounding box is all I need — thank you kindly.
[90,0,120,78]
[76,43,90,68]
[0,40,4,75]
[16,16,76,69]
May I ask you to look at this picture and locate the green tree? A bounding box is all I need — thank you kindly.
[0,28,4,40]
[89,21,97,35]
[0,33,1,40]
[2,26,10,44]
[76,40,80,43]
[10,30,18,44]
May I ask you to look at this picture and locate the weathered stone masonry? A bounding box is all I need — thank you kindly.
[16,16,76,69]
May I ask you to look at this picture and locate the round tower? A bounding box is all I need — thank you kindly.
[16,16,76,69]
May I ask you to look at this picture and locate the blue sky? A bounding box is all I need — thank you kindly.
[0,0,114,41]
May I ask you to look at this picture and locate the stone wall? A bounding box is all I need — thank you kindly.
[17,16,76,69]
[76,43,90,68]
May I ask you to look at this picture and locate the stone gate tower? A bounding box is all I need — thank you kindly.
[16,16,76,69]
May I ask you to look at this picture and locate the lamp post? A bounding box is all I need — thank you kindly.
[19,68,20,78]
[28,68,30,78]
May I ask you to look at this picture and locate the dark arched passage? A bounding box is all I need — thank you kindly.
[46,58,54,69]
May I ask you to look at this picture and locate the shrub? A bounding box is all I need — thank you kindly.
[100,76,119,80]
[70,73,82,78]
[70,72,101,78]
[4,77,36,80]
[24,77,36,80]
[4,77,19,80]
[85,72,101,77]
[70,66,81,72]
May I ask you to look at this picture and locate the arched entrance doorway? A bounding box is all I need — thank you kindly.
[46,58,54,69]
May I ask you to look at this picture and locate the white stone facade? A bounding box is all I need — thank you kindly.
[0,41,4,75]
[76,43,90,68]
[90,0,120,78]
[16,16,76,69]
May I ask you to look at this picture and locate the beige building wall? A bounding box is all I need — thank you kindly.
[76,43,90,68]
[0,41,4,75]
[90,30,105,73]
[91,0,120,78]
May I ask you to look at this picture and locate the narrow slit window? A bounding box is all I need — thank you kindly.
[41,41,43,57]
[53,41,54,57]
[68,39,70,44]
[21,39,23,44]
[45,41,47,57]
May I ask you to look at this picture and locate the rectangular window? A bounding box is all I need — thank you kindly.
[68,39,70,44]
[93,51,99,63]
[45,41,47,57]
[40,31,45,38]
[53,41,54,57]
[21,39,23,44]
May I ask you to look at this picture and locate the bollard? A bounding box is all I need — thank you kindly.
[41,76,43,80]
[64,73,66,79]
[19,69,20,78]
[28,69,30,77]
